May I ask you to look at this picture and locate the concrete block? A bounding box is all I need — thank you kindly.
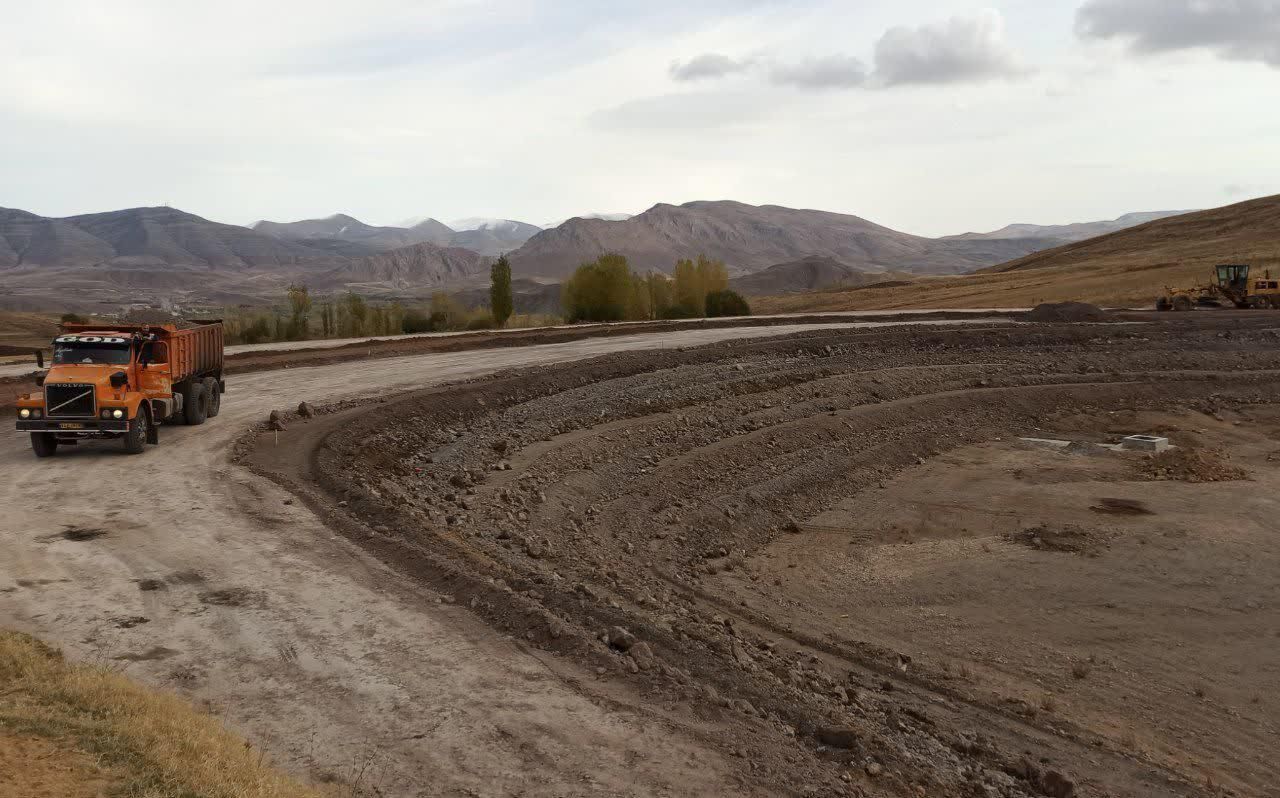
[1121,435,1170,452]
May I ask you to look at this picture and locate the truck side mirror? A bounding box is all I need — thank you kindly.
[35,349,43,369]
[110,371,128,389]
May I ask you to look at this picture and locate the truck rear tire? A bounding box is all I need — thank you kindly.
[123,410,149,454]
[203,377,221,418]
[183,382,207,426]
[1172,295,1193,312]
[30,433,58,458]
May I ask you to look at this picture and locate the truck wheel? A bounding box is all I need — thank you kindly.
[123,409,149,454]
[203,377,221,418]
[30,433,58,458]
[183,382,207,426]
[1172,295,1193,312]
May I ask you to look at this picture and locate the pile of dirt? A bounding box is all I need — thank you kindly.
[1025,302,1108,323]
[1140,447,1249,483]
[1005,524,1115,554]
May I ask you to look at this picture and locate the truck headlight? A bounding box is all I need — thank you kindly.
[19,408,30,419]
[113,409,124,419]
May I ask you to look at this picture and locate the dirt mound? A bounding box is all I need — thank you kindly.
[1025,302,1108,323]
[1005,524,1115,554]
[1140,447,1249,483]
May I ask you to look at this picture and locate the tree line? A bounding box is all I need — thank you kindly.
[561,254,750,323]
[222,256,517,345]
[220,252,748,345]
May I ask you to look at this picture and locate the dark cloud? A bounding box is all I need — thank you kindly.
[1077,0,1280,66]
[669,53,752,81]
[768,56,867,89]
[871,10,1028,87]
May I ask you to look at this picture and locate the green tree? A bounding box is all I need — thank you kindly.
[490,255,514,328]
[287,284,312,340]
[387,302,406,335]
[429,292,464,330]
[370,305,388,336]
[626,274,653,320]
[696,255,729,296]
[671,259,702,318]
[644,273,672,319]
[402,307,433,333]
[562,254,632,322]
[318,301,334,337]
[705,289,751,317]
[341,292,368,337]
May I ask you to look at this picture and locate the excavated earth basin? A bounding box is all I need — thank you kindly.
[250,316,1280,798]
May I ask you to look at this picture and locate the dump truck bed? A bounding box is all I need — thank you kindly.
[60,321,224,383]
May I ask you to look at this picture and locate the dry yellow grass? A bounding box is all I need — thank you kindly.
[757,194,1280,313]
[753,261,1212,312]
[0,732,117,798]
[0,311,59,353]
[0,630,329,798]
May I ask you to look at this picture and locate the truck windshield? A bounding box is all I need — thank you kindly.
[53,341,132,365]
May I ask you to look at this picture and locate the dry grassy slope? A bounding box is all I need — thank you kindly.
[0,631,326,798]
[0,312,57,353]
[758,194,1280,312]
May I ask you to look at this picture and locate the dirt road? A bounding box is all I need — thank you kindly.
[1,312,1024,383]
[1,320,984,797]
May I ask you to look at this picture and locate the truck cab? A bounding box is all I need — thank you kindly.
[14,321,225,457]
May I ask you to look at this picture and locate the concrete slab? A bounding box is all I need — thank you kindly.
[1122,435,1171,452]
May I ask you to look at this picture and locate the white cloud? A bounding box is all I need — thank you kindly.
[769,55,867,89]
[669,53,753,81]
[871,10,1029,86]
[667,10,1028,91]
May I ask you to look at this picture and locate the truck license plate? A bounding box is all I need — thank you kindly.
[59,423,85,429]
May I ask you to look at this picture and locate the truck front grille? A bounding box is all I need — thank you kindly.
[45,384,96,418]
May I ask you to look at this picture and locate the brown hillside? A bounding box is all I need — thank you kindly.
[983,194,1280,276]
[509,200,1053,279]
[758,194,1280,312]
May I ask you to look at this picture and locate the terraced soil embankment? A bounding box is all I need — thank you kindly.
[271,317,1280,797]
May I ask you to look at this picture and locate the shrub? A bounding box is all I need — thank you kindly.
[705,289,751,317]
[402,308,434,333]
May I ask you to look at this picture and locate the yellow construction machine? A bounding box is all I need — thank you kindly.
[1157,264,1280,311]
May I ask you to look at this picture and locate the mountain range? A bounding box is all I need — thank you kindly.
[252,214,539,258]
[508,201,1060,278]
[944,211,1197,243]
[0,200,1210,312]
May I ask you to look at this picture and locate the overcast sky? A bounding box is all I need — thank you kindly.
[2,0,1277,236]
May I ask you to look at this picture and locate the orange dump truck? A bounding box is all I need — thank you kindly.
[14,321,225,457]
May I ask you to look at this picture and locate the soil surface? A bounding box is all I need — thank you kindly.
[3,321,988,798]
[257,313,1280,797]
